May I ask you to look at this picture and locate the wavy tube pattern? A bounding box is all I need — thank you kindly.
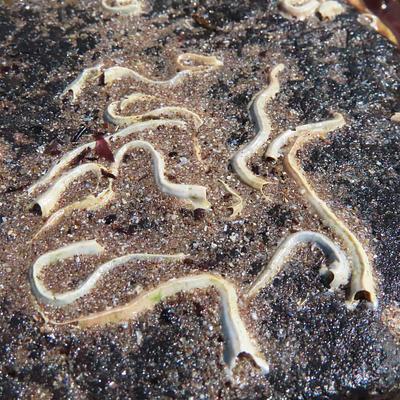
[246,230,351,298]
[28,120,186,194]
[61,54,222,103]
[30,241,269,376]
[33,185,115,239]
[33,163,107,218]
[265,113,345,160]
[112,140,210,209]
[30,240,187,306]
[104,93,204,162]
[284,120,378,309]
[105,92,203,129]
[231,64,285,190]
[32,137,209,228]
[103,53,223,86]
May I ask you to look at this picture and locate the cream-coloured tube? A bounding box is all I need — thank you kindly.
[317,1,345,20]
[391,112,400,122]
[101,0,144,15]
[279,0,320,20]
[284,125,378,309]
[112,140,210,209]
[247,231,350,298]
[33,185,115,240]
[62,54,223,101]
[105,92,203,129]
[176,53,224,72]
[104,66,190,86]
[52,273,269,376]
[265,113,345,160]
[231,64,285,190]
[30,240,187,306]
[218,179,244,219]
[104,53,223,86]
[33,163,107,218]
[28,120,186,194]
[61,64,103,102]
[111,119,186,140]
[30,240,104,301]
[28,142,97,194]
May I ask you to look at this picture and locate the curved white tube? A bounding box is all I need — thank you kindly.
[60,53,223,111]
[111,119,186,140]
[176,53,224,72]
[218,179,244,219]
[61,64,103,102]
[317,1,345,20]
[33,163,107,218]
[104,53,223,86]
[391,112,400,122]
[61,54,223,103]
[30,239,187,306]
[112,140,210,209]
[284,120,378,309]
[33,185,115,240]
[279,0,320,20]
[231,64,285,190]
[265,113,345,160]
[247,231,351,298]
[28,120,186,194]
[104,66,190,86]
[53,273,269,376]
[105,92,203,129]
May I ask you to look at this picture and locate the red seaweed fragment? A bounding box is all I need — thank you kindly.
[95,136,114,162]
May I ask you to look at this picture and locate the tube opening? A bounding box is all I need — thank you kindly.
[354,290,372,302]
[30,203,42,216]
[320,270,334,288]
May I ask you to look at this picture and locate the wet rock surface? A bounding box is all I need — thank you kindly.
[0,0,399,399]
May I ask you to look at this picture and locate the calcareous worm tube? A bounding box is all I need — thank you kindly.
[231,64,285,190]
[112,140,211,209]
[284,120,378,309]
[28,120,186,194]
[30,240,187,306]
[247,230,351,298]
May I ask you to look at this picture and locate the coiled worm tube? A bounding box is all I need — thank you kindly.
[246,230,351,298]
